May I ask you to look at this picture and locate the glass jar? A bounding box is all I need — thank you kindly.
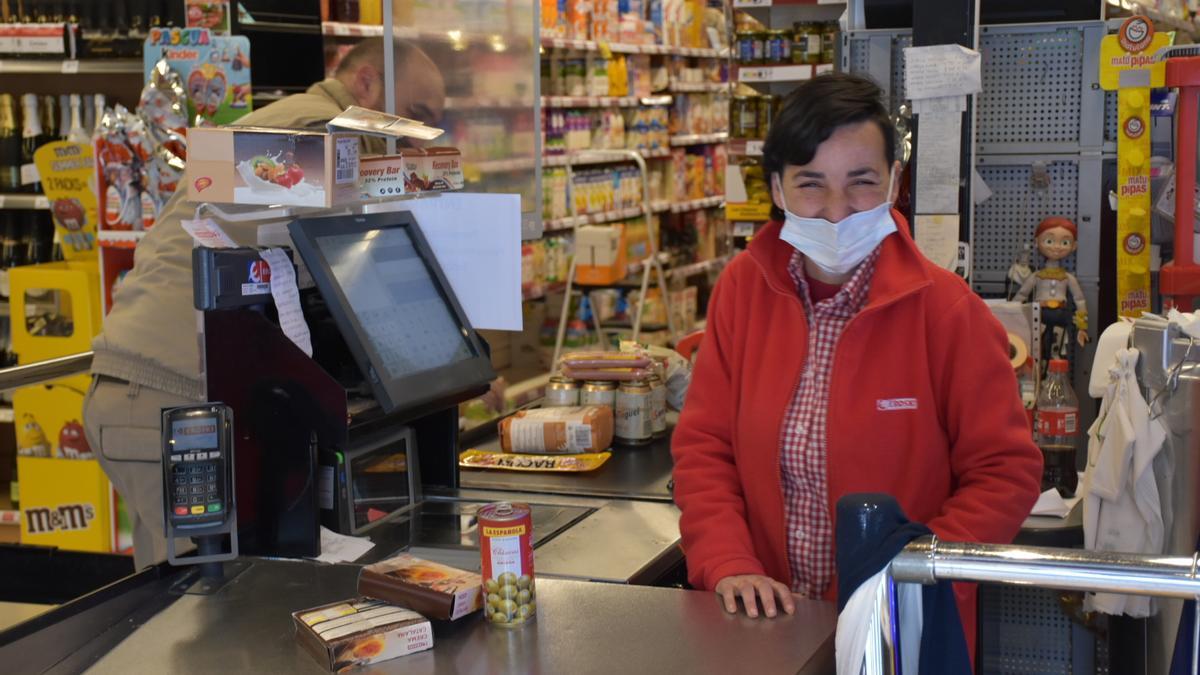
[735,31,758,65]
[821,22,837,65]
[731,95,759,140]
[793,22,821,65]
[765,29,791,65]
[758,94,777,137]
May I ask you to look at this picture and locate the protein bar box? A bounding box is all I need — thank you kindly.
[358,147,464,198]
[292,598,433,672]
[357,554,483,621]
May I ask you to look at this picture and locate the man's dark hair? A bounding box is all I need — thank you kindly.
[762,73,896,218]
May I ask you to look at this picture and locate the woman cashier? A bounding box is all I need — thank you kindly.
[671,73,1043,649]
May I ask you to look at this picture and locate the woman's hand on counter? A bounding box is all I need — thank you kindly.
[714,574,796,618]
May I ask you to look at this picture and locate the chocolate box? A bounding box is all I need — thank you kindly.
[358,553,483,621]
[292,598,433,672]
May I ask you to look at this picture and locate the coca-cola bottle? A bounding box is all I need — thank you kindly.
[1036,358,1079,497]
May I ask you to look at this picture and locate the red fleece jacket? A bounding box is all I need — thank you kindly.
[671,214,1043,648]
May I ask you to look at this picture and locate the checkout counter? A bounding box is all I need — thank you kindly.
[0,205,836,672]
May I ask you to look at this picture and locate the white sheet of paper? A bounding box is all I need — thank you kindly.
[312,526,375,564]
[371,193,523,331]
[971,168,992,205]
[181,218,238,248]
[914,214,960,270]
[1030,488,1083,519]
[903,44,982,100]
[915,110,962,214]
[911,95,967,115]
[260,247,313,357]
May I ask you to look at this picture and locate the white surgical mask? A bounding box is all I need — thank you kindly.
[774,169,898,276]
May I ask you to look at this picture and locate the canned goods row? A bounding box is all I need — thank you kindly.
[730,94,780,141]
[546,375,667,444]
[734,22,837,67]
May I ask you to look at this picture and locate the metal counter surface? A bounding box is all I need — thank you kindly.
[459,426,675,502]
[86,560,836,675]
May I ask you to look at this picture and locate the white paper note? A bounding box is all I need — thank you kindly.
[370,193,523,331]
[312,526,375,564]
[915,110,962,214]
[911,95,967,115]
[260,247,313,357]
[181,218,238,248]
[914,214,960,270]
[903,44,982,100]
[971,168,992,205]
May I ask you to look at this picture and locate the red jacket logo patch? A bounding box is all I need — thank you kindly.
[876,398,918,411]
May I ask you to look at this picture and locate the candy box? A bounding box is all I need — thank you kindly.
[186,126,360,207]
[293,598,433,672]
[358,147,463,198]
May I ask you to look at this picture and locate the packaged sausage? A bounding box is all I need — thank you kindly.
[498,405,614,453]
[559,350,653,371]
[561,366,654,381]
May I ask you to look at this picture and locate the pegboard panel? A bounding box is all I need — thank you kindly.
[979,584,1083,674]
[889,32,912,115]
[1104,89,1119,145]
[973,158,1080,282]
[976,27,1085,148]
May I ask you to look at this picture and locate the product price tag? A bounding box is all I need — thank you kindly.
[33,196,48,209]
[331,23,350,36]
[60,60,79,74]
[734,0,772,7]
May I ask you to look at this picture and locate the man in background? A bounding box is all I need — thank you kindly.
[83,38,445,569]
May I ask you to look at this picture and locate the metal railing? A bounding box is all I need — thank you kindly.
[0,351,92,393]
[869,535,1200,675]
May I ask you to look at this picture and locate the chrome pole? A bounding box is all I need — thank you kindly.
[0,351,92,393]
[892,537,1200,600]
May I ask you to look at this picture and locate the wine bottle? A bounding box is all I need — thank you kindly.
[91,93,104,132]
[0,95,22,193]
[19,94,42,193]
[66,93,85,143]
[57,93,68,141]
[39,94,56,142]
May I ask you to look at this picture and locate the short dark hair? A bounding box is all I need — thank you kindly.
[334,38,421,75]
[762,73,896,217]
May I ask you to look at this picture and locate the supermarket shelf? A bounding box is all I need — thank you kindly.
[668,253,733,279]
[728,139,764,157]
[1105,2,1200,36]
[542,148,672,167]
[470,157,538,174]
[734,0,845,6]
[0,59,142,74]
[654,195,725,213]
[544,196,725,231]
[240,20,322,35]
[542,95,646,108]
[540,36,728,58]
[545,206,646,231]
[524,281,567,301]
[446,96,534,111]
[0,194,48,209]
[669,132,729,147]
[669,81,730,93]
[98,230,147,248]
[738,64,814,83]
[322,21,384,37]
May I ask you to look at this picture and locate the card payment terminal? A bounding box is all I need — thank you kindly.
[161,404,238,565]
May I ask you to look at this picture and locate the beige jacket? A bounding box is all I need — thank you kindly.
[91,79,386,399]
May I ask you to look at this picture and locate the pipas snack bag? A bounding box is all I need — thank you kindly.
[292,598,433,672]
[498,405,614,453]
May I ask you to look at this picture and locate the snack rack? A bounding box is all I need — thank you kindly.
[550,149,678,367]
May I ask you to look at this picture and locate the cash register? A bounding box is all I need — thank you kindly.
[195,210,602,567]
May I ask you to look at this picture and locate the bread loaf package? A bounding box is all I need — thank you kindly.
[498,405,614,453]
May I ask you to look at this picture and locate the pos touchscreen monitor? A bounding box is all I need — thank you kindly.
[287,211,495,415]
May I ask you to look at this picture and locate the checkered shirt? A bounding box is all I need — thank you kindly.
[780,248,880,598]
